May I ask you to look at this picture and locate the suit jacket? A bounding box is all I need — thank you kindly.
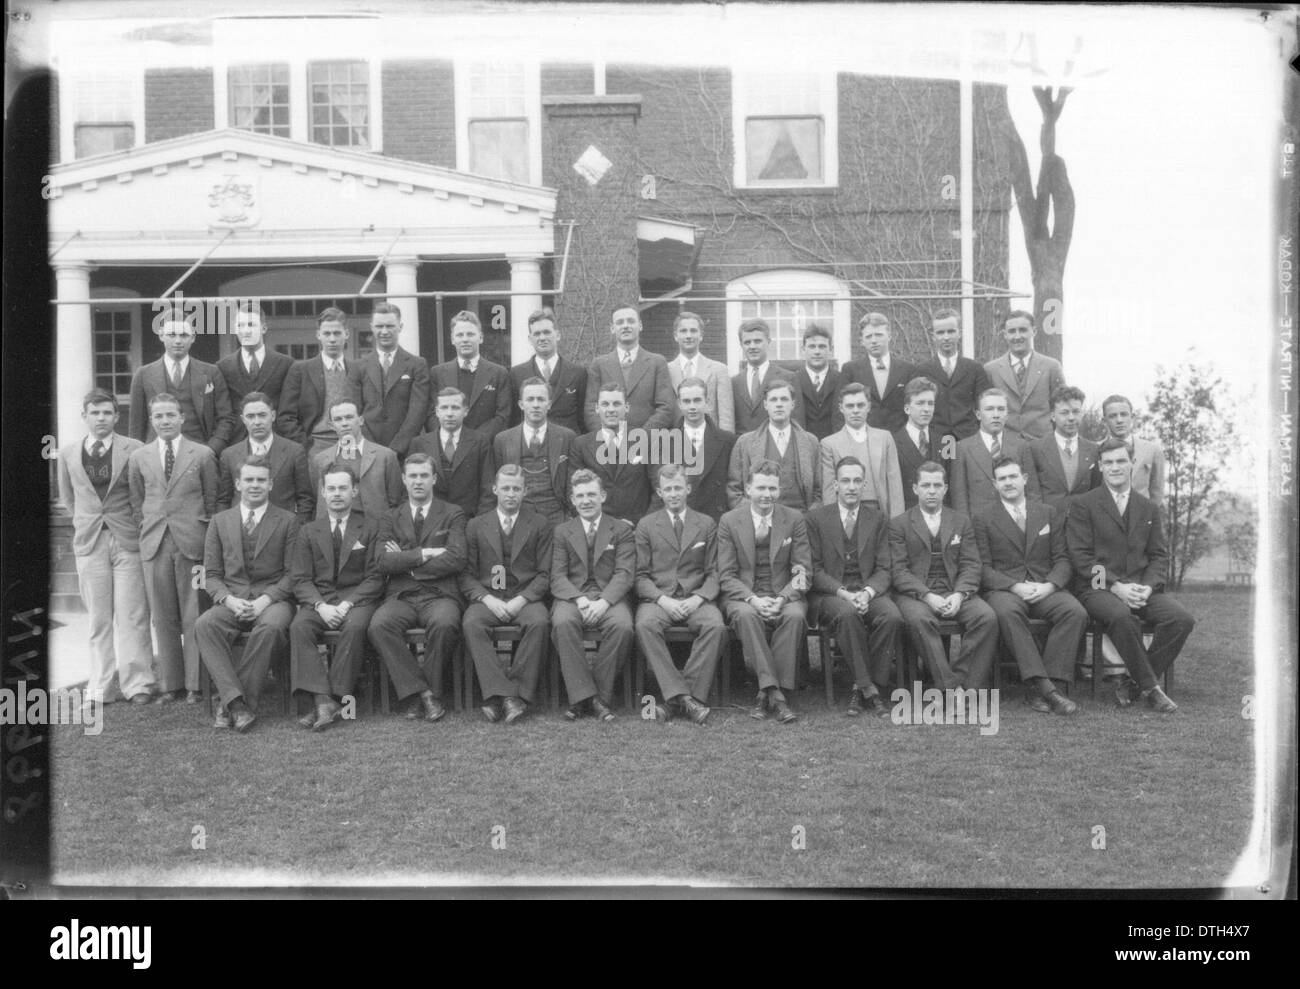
[892,425,946,509]
[950,431,1039,520]
[915,355,989,444]
[1028,433,1100,516]
[973,499,1072,591]
[128,436,218,561]
[550,513,636,605]
[731,363,797,434]
[377,498,468,603]
[359,346,430,457]
[1126,437,1167,507]
[888,507,981,599]
[58,435,144,556]
[842,356,917,434]
[429,358,512,444]
[203,504,300,605]
[983,351,1064,442]
[1066,486,1168,593]
[217,348,294,444]
[571,429,655,523]
[790,366,845,441]
[276,356,365,450]
[668,353,735,433]
[510,355,586,434]
[310,440,403,522]
[408,426,495,520]
[128,357,236,454]
[716,503,811,602]
[218,435,315,523]
[634,507,719,603]
[679,418,735,521]
[492,423,575,509]
[806,502,891,597]
[819,426,904,517]
[585,348,676,433]
[727,421,821,510]
[459,506,552,604]
[292,513,385,607]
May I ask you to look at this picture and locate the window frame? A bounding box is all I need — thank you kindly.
[454,59,542,186]
[731,69,838,190]
[59,68,145,163]
[725,269,851,371]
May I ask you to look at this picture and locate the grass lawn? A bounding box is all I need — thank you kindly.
[51,586,1256,889]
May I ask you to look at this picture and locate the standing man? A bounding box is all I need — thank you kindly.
[790,324,844,441]
[667,310,735,432]
[950,388,1039,520]
[889,462,999,691]
[819,383,904,516]
[915,308,989,446]
[1101,394,1166,507]
[217,392,314,524]
[217,302,294,444]
[289,461,384,732]
[57,389,154,704]
[129,310,236,455]
[277,307,364,453]
[408,388,495,521]
[727,379,820,511]
[309,399,403,521]
[983,310,1064,442]
[195,455,300,732]
[634,464,726,725]
[973,457,1086,715]
[368,453,468,723]
[675,377,736,521]
[571,384,655,524]
[509,308,586,434]
[431,310,512,444]
[842,312,916,434]
[893,377,945,510]
[550,470,637,722]
[461,465,553,724]
[128,393,219,704]
[359,302,430,458]
[494,378,575,526]
[1028,384,1100,517]
[731,318,796,434]
[717,460,811,724]
[584,306,676,433]
[806,456,904,718]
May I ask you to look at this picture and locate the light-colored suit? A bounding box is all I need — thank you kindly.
[310,440,403,522]
[1127,436,1167,507]
[819,425,905,517]
[668,353,735,433]
[727,421,821,511]
[983,351,1065,442]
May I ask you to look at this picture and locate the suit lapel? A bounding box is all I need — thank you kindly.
[993,501,1024,552]
[167,438,194,493]
[624,352,649,397]
[768,510,789,568]
[911,507,933,548]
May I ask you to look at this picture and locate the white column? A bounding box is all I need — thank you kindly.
[507,254,543,365]
[383,256,421,355]
[55,263,95,450]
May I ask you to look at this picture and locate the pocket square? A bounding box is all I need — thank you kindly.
[400,373,411,381]
[599,543,614,555]
[203,382,214,394]
[1037,524,1050,536]
[565,387,577,394]
[351,540,366,551]
[780,537,792,548]
[950,533,962,546]
[691,541,706,549]
[485,384,496,391]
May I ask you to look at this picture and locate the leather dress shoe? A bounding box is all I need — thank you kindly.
[680,696,710,725]
[564,702,585,721]
[1142,685,1178,713]
[748,693,768,720]
[652,702,671,723]
[862,694,891,719]
[213,706,232,730]
[184,690,203,704]
[773,700,798,725]
[420,692,447,722]
[1047,691,1079,716]
[591,697,615,722]
[846,689,865,717]
[405,697,423,720]
[154,690,179,704]
[311,701,342,732]
[1112,676,1138,708]
[232,708,256,733]
[1026,691,1052,713]
[297,709,319,729]
[129,693,153,706]
[503,697,527,724]
[481,699,502,723]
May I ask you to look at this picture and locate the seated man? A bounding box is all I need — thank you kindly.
[1067,438,1193,713]
[550,470,637,722]
[973,457,1086,716]
[289,461,384,732]
[806,456,904,718]
[460,465,553,724]
[195,455,301,732]
[888,461,998,692]
[717,459,811,724]
[633,464,726,725]
[368,453,468,723]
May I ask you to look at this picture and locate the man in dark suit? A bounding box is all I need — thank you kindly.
[950,388,1039,520]
[634,464,725,725]
[1028,384,1100,516]
[806,456,904,718]
[368,453,468,723]
[731,318,796,434]
[676,377,735,521]
[571,383,654,524]
[983,310,1065,442]
[494,377,575,526]
[717,459,812,724]
[277,307,365,453]
[289,461,385,732]
[1067,439,1193,713]
[914,308,989,445]
[430,310,512,443]
[218,392,314,524]
[128,393,219,704]
[550,470,637,722]
[893,376,945,510]
[309,399,403,522]
[842,312,916,434]
[129,311,236,455]
[217,302,294,445]
[510,307,585,434]
[889,461,998,691]
[408,387,494,520]
[358,301,430,458]
[583,306,676,433]
[460,465,553,724]
[195,455,301,732]
[973,457,1086,715]
[790,324,844,440]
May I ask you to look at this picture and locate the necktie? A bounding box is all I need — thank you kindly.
[540,358,551,381]
[990,434,1001,459]
[91,440,104,458]
[164,440,174,482]
[775,430,788,457]
[1064,440,1074,458]
[381,352,392,386]
[811,373,822,392]
[414,505,425,537]
[1063,440,1077,486]
[756,516,769,541]
[502,514,514,537]
[247,350,260,378]
[622,351,633,367]
[672,513,684,548]
[171,361,183,391]
[1116,493,1128,517]
[1015,358,1028,387]
[919,429,930,452]
[844,510,856,538]
[875,359,886,372]
[462,361,473,373]
[944,357,955,377]
[687,430,698,458]
[1013,505,1026,533]
[926,512,940,537]
[586,521,597,548]
[683,360,694,380]
[244,510,256,535]
[332,520,343,579]
[529,430,542,454]
[750,368,760,405]
[444,433,456,461]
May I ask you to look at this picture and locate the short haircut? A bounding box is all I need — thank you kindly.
[763,378,794,400]
[240,390,274,413]
[673,310,703,331]
[931,307,960,325]
[1050,384,1087,408]
[915,459,947,483]
[518,375,551,399]
[403,452,435,471]
[746,458,782,484]
[835,455,866,479]
[1101,394,1133,416]
[435,387,466,405]
[858,311,890,331]
[677,376,708,396]
[978,387,1008,407]
[991,455,1023,477]
[155,308,193,331]
[82,387,117,412]
[449,310,481,331]
[527,307,556,329]
[237,453,271,477]
[738,318,771,341]
[839,382,869,402]
[371,301,403,321]
[657,463,688,485]
[905,376,938,400]
[1004,309,1035,329]
[610,305,638,321]
[320,461,359,486]
[597,382,627,400]
[1098,437,1132,458]
[328,397,359,419]
[317,307,348,327]
[802,323,831,344]
[568,468,603,494]
[148,392,182,413]
[235,300,268,324]
[495,463,525,483]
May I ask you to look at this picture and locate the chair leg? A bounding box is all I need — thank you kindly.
[1090,628,1103,698]
[821,633,835,709]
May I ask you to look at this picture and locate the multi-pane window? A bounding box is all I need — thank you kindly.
[726,270,850,369]
[464,62,530,184]
[274,343,320,361]
[309,61,369,148]
[71,73,136,159]
[739,299,837,361]
[229,63,291,137]
[92,310,134,400]
[734,71,836,188]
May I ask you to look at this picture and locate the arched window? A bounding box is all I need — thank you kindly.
[725,269,850,370]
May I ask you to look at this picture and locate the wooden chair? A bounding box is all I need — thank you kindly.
[369,628,465,716]
[1087,620,1173,697]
